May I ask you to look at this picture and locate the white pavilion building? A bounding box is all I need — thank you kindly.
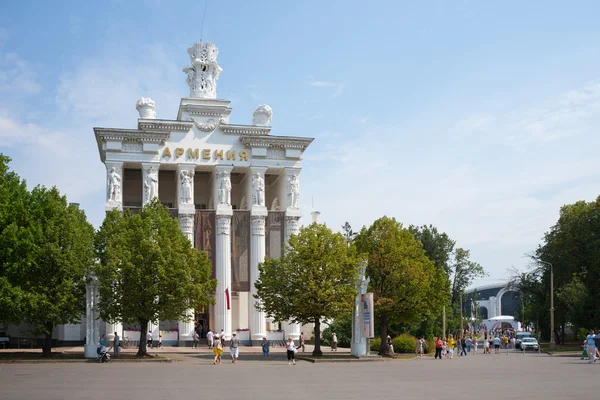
[90,41,313,347]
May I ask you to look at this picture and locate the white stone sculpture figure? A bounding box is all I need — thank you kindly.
[352,261,370,356]
[108,167,121,202]
[135,97,156,119]
[180,171,193,204]
[271,197,280,211]
[218,171,232,206]
[252,104,273,125]
[144,167,158,202]
[182,41,222,99]
[252,173,265,206]
[288,174,300,208]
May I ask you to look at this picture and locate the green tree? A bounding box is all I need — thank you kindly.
[355,216,447,356]
[95,200,216,356]
[0,155,95,356]
[341,221,356,246]
[322,312,352,348]
[254,223,357,356]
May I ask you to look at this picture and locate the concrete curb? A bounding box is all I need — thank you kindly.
[296,356,384,363]
[0,357,172,364]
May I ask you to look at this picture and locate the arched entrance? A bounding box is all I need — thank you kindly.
[479,306,488,320]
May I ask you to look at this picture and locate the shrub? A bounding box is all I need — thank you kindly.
[392,333,418,354]
[322,313,352,348]
[370,337,381,351]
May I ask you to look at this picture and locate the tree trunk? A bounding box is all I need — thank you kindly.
[42,323,54,357]
[137,321,148,357]
[379,313,389,356]
[313,318,323,356]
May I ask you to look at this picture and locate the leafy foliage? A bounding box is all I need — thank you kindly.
[95,200,216,356]
[355,216,447,356]
[254,223,357,356]
[0,155,95,356]
[322,312,352,347]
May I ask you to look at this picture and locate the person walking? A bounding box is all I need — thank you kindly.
[146,330,153,349]
[493,336,501,354]
[331,333,338,351]
[460,337,467,356]
[299,332,305,353]
[286,337,297,365]
[113,332,120,357]
[206,329,214,349]
[193,330,200,348]
[473,336,478,355]
[447,335,455,359]
[586,329,596,364]
[466,336,472,353]
[261,337,270,359]
[213,335,223,365]
[434,337,443,359]
[230,332,240,363]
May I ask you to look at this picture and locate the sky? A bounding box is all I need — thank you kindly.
[1,1,600,284]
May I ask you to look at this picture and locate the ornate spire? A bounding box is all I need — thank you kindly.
[182,41,222,99]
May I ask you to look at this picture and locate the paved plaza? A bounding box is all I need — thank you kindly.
[0,350,597,400]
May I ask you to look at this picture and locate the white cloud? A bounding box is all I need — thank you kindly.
[309,78,345,98]
[0,52,42,95]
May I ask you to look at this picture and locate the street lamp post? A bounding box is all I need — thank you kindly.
[536,259,555,350]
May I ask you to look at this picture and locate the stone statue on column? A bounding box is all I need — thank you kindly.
[144,167,158,203]
[108,167,121,202]
[180,170,193,204]
[252,173,265,206]
[218,170,231,206]
[288,174,300,209]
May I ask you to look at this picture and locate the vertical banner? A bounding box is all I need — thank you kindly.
[225,288,231,310]
[231,211,250,291]
[362,293,375,339]
[265,211,284,259]
[195,211,216,278]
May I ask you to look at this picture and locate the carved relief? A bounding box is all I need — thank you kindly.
[107,166,122,203]
[179,214,194,234]
[285,216,301,240]
[216,215,231,235]
[251,215,266,236]
[271,197,281,211]
[180,170,194,204]
[190,117,225,132]
[252,104,273,125]
[182,42,222,99]
[123,142,143,152]
[217,170,232,206]
[240,196,248,210]
[288,174,300,209]
[266,146,285,159]
[252,173,265,206]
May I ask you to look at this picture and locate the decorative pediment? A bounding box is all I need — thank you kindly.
[240,135,313,150]
[221,124,271,136]
[138,119,193,132]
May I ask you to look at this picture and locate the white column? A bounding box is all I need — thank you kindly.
[84,275,100,358]
[281,168,302,340]
[214,165,233,340]
[248,166,268,343]
[105,321,122,344]
[178,309,195,346]
[142,162,160,206]
[105,161,123,211]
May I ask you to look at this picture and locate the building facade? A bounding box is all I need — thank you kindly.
[93,41,314,346]
[464,282,519,321]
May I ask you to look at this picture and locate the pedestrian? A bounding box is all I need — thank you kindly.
[386,335,394,355]
[503,335,509,349]
[193,330,200,349]
[157,333,162,348]
[299,332,305,353]
[466,336,472,353]
[447,335,455,359]
[261,337,270,358]
[441,338,447,358]
[483,337,490,354]
[286,337,297,365]
[473,336,478,355]
[460,337,467,356]
[230,332,240,363]
[220,329,225,347]
[206,329,214,349]
[146,330,153,348]
[213,334,223,365]
[113,332,120,357]
[434,336,443,359]
[510,336,516,350]
[585,329,596,364]
[493,336,501,354]
[331,332,338,351]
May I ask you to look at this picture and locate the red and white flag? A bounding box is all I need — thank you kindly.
[225,288,231,310]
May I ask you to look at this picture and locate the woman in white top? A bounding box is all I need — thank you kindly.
[286,337,296,365]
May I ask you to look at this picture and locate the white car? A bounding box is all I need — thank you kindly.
[520,337,539,351]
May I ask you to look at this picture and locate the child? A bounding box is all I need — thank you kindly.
[261,337,270,358]
[213,335,223,365]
